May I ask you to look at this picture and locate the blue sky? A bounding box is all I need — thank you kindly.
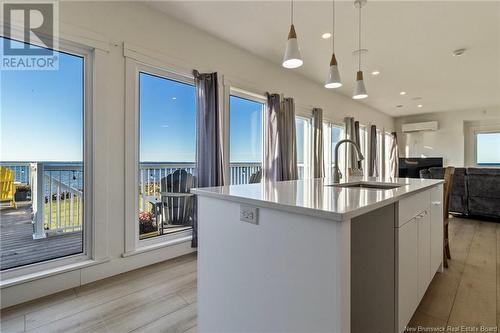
[1,37,83,162]
[139,72,197,162]
[0,36,305,165]
[1,36,265,164]
[229,96,262,163]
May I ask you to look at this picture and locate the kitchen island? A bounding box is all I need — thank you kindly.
[191,176,444,333]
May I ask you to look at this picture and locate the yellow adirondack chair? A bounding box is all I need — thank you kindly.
[0,166,17,208]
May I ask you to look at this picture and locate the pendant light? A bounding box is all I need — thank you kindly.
[325,0,342,88]
[352,0,368,99]
[283,0,303,69]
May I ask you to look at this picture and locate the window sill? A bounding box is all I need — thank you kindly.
[121,235,193,258]
[0,257,110,289]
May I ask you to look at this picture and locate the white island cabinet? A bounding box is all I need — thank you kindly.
[192,177,444,333]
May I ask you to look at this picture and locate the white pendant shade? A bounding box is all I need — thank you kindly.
[283,25,303,69]
[352,71,368,99]
[324,53,342,88]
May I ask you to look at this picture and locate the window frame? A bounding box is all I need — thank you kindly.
[474,130,500,167]
[323,121,347,179]
[295,115,312,180]
[0,37,95,280]
[227,88,266,184]
[124,59,194,255]
[223,84,267,184]
[359,124,368,172]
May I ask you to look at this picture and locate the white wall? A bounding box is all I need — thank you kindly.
[395,106,500,167]
[1,1,394,307]
[61,1,393,129]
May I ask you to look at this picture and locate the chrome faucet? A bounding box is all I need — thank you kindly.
[333,139,365,183]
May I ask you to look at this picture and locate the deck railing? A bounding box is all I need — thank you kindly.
[139,162,262,209]
[3,161,291,238]
[30,163,84,238]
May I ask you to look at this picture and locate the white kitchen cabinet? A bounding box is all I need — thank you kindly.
[397,218,419,333]
[397,188,440,333]
[430,185,444,274]
[417,209,431,301]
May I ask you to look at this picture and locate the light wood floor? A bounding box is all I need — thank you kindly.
[406,216,499,332]
[0,217,498,333]
[0,202,82,270]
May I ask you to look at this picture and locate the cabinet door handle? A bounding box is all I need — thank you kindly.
[432,201,441,206]
[416,210,427,219]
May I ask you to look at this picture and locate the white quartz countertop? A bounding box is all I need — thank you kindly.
[191,176,444,221]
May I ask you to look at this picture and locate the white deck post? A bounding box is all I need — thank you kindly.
[31,163,46,239]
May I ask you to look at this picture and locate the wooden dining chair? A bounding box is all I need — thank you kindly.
[443,166,455,268]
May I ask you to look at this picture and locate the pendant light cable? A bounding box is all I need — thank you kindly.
[358,4,362,71]
[291,0,294,25]
[333,0,336,53]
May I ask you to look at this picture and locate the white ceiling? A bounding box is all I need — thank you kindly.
[147,1,500,117]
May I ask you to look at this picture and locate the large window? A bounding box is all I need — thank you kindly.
[0,37,87,270]
[332,124,346,177]
[295,117,311,179]
[229,94,264,184]
[476,132,500,166]
[138,72,196,240]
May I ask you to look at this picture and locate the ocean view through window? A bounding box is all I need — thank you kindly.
[229,95,263,184]
[138,72,196,240]
[0,37,85,270]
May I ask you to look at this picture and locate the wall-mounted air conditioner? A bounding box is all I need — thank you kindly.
[402,121,438,133]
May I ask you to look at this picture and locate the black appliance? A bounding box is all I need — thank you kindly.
[398,157,443,178]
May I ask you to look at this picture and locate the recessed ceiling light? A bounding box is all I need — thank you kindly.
[371,70,380,76]
[399,91,406,96]
[417,104,423,108]
[396,105,403,108]
[452,48,467,57]
[172,97,177,100]
[321,32,332,39]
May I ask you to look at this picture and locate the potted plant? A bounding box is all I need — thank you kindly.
[15,184,31,202]
[139,211,156,235]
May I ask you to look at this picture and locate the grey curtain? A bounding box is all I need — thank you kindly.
[368,125,378,177]
[264,93,282,182]
[193,70,224,247]
[312,108,324,178]
[344,117,357,170]
[264,93,298,182]
[280,97,298,181]
[389,132,399,178]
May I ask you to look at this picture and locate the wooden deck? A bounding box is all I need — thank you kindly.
[0,202,82,271]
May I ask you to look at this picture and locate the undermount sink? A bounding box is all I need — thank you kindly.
[328,182,404,190]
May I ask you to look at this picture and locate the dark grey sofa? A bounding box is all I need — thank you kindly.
[420,167,500,219]
[467,168,500,219]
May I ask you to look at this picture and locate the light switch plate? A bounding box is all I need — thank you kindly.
[240,205,258,225]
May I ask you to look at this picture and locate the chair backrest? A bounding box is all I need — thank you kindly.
[160,169,194,225]
[249,170,262,184]
[443,167,455,219]
[161,169,193,193]
[0,166,15,202]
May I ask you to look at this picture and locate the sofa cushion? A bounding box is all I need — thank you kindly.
[466,168,500,218]
[449,168,467,215]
